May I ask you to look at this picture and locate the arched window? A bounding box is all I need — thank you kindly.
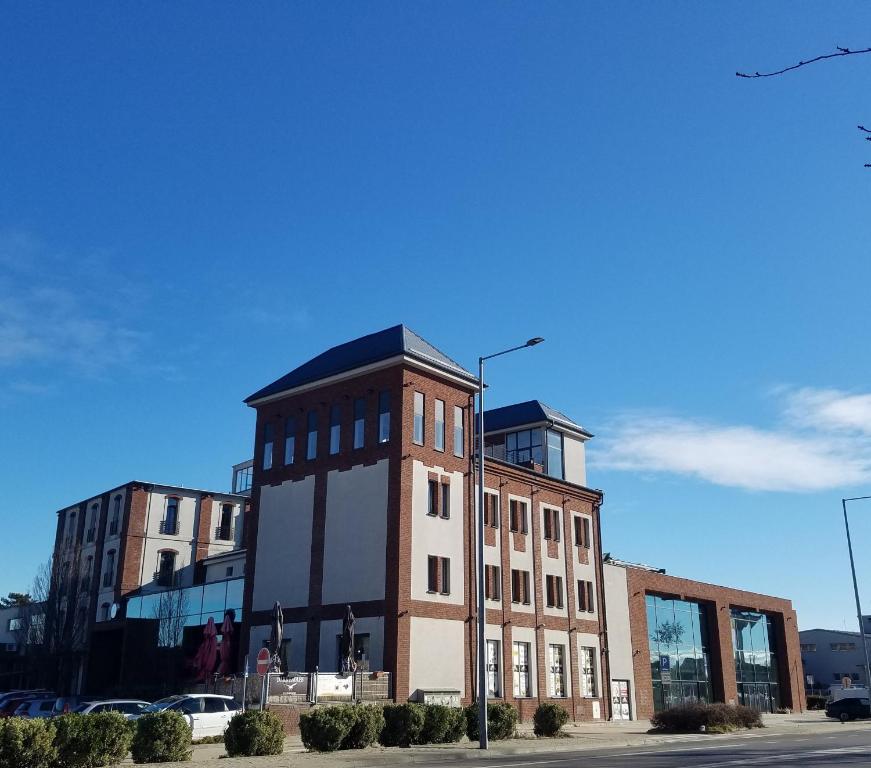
[87,504,98,543]
[156,550,177,587]
[162,497,179,535]
[66,512,76,549]
[81,556,93,592]
[103,550,116,589]
[109,495,122,536]
[217,504,233,541]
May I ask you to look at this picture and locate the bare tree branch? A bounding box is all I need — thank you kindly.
[737,46,871,78]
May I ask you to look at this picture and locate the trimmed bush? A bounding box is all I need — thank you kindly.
[131,711,192,764]
[224,710,284,757]
[54,712,133,767]
[420,705,465,744]
[465,702,518,742]
[0,717,56,768]
[533,702,569,737]
[650,702,763,734]
[379,703,425,747]
[342,705,385,750]
[299,706,355,752]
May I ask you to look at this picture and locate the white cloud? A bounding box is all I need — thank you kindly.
[591,388,871,493]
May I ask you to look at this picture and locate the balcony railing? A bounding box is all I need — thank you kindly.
[159,519,179,536]
[215,525,233,541]
[153,570,178,588]
[85,528,96,543]
[102,572,113,589]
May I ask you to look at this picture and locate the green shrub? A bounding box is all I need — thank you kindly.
[299,706,355,752]
[342,705,384,750]
[650,702,764,734]
[419,704,465,744]
[379,703,425,747]
[806,695,827,711]
[224,710,284,757]
[54,712,133,767]
[131,711,192,763]
[465,702,518,742]
[0,717,56,768]
[533,702,569,737]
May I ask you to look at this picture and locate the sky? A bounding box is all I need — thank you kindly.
[1,2,871,631]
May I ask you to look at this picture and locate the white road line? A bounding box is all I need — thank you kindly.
[687,746,871,768]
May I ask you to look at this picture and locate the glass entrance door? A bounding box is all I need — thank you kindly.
[611,679,631,720]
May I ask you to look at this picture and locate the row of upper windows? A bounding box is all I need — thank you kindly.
[63,496,124,549]
[483,495,593,547]
[413,392,465,457]
[262,391,391,470]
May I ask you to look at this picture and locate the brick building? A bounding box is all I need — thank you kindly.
[241,325,608,720]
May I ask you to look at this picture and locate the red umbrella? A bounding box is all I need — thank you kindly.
[193,617,218,682]
[218,611,235,676]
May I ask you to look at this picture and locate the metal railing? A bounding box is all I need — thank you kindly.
[153,569,178,588]
[215,525,233,541]
[160,519,179,535]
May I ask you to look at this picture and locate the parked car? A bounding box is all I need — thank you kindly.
[52,695,93,716]
[139,694,241,738]
[826,696,871,722]
[73,699,150,718]
[0,690,52,710]
[0,692,54,718]
[14,698,57,719]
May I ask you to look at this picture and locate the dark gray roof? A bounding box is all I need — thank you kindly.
[245,324,477,403]
[483,400,592,437]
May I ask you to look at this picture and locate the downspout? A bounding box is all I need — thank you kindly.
[593,496,613,720]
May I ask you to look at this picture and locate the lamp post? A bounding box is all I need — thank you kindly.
[842,496,871,690]
[477,337,544,750]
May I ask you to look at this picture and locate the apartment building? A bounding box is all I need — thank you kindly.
[242,325,608,720]
[52,482,246,692]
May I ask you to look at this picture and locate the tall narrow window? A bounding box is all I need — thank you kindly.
[546,575,564,608]
[453,406,464,457]
[413,391,424,445]
[163,498,179,535]
[485,565,501,600]
[577,580,595,613]
[484,493,499,528]
[378,391,391,443]
[546,429,564,480]
[218,504,232,541]
[427,556,438,593]
[263,423,274,470]
[509,500,528,534]
[329,404,341,455]
[440,482,450,519]
[427,555,451,595]
[434,399,445,451]
[574,516,591,548]
[543,508,561,541]
[86,504,98,543]
[427,480,438,516]
[103,550,116,588]
[549,644,566,697]
[353,398,366,449]
[110,495,121,536]
[513,641,531,697]
[156,551,176,587]
[487,640,501,697]
[284,417,296,465]
[440,557,450,594]
[511,570,531,604]
[307,411,318,460]
[580,647,597,697]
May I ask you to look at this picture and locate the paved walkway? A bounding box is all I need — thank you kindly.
[126,711,862,767]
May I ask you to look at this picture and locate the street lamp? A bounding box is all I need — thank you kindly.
[842,496,871,690]
[476,337,544,750]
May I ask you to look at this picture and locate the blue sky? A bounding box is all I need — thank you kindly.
[2,2,870,631]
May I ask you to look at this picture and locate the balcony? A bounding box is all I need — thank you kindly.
[215,525,233,542]
[85,528,96,544]
[159,519,179,536]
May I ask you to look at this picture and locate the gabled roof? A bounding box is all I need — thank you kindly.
[483,400,592,438]
[245,324,477,404]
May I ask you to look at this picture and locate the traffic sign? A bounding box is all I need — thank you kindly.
[256,647,271,675]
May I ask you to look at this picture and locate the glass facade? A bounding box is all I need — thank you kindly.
[731,609,781,712]
[646,595,712,712]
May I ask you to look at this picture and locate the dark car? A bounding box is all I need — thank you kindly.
[826,696,871,722]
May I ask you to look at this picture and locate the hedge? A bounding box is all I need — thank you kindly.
[131,711,192,763]
[54,712,133,767]
[420,704,465,744]
[379,703,425,747]
[533,702,569,737]
[465,702,518,741]
[224,710,284,757]
[342,705,385,750]
[0,717,57,768]
[299,706,356,752]
[650,702,763,733]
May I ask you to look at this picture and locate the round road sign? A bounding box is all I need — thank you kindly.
[256,647,271,675]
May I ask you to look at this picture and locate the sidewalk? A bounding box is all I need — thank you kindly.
[133,710,863,768]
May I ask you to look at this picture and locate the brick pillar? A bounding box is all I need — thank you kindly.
[712,601,738,704]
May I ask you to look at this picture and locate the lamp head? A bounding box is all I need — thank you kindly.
[526,337,545,347]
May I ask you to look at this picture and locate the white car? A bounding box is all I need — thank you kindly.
[73,699,150,718]
[140,694,241,739]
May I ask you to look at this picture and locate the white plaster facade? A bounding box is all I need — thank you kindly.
[408,617,465,697]
[602,562,638,719]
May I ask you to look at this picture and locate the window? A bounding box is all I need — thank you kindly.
[353,398,366,449]
[284,418,296,465]
[81,556,93,592]
[487,640,501,697]
[413,391,424,445]
[263,423,274,470]
[233,464,253,494]
[580,647,597,697]
[204,698,226,713]
[549,644,566,697]
[543,508,561,541]
[378,391,391,443]
[156,551,176,587]
[100,603,110,622]
[440,482,450,519]
[427,556,451,595]
[509,500,528,533]
[831,642,857,651]
[511,569,531,604]
[506,428,543,467]
[574,516,591,548]
[484,493,499,528]
[834,672,860,681]
[546,429,564,479]
[577,580,595,612]
[546,575,564,609]
[7,618,23,632]
[800,643,817,652]
[103,550,116,588]
[86,504,98,543]
[109,495,121,536]
[225,566,234,578]
[427,480,438,516]
[162,498,179,535]
[306,411,318,460]
[330,404,341,455]
[217,504,233,541]
[434,399,445,451]
[513,641,531,697]
[453,406,464,457]
[485,565,501,600]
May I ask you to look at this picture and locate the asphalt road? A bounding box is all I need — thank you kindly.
[411,728,871,768]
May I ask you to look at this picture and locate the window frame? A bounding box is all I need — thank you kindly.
[434,399,445,452]
[413,391,425,445]
[353,398,366,449]
[509,499,528,534]
[262,423,274,470]
[329,404,341,455]
[284,417,296,465]
[453,405,464,457]
[378,391,391,443]
[306,411,318,460]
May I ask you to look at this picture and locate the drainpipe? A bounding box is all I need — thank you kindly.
[593,496,613,720]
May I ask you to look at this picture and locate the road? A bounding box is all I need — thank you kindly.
[408,729,871,768]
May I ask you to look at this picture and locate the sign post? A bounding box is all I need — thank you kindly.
[660,655,672,684]
[257,648,271,711]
